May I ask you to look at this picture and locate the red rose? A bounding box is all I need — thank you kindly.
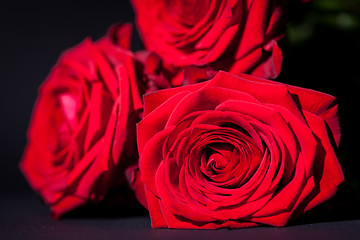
[131,0,285,80]
[20,24,144,218]
[133,71,344,229]
[134,51,172,93]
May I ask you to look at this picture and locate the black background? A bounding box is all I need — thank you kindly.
[0,0,140,194]
[1,0,360,238]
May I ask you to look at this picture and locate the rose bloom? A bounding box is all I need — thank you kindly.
[132,71,344,229]
[20,24,148,218]
[131,0,285,83]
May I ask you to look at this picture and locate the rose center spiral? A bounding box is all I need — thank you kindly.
[205,143,234,172]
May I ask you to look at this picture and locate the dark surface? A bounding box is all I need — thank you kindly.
[0,194,360,240]
[1,0,360,239]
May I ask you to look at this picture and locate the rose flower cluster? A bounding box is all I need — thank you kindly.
[21,0,343,229]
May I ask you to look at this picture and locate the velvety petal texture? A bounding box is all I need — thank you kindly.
[135,71,344,229]
[131,0,286,81]
[20,24,145,218]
